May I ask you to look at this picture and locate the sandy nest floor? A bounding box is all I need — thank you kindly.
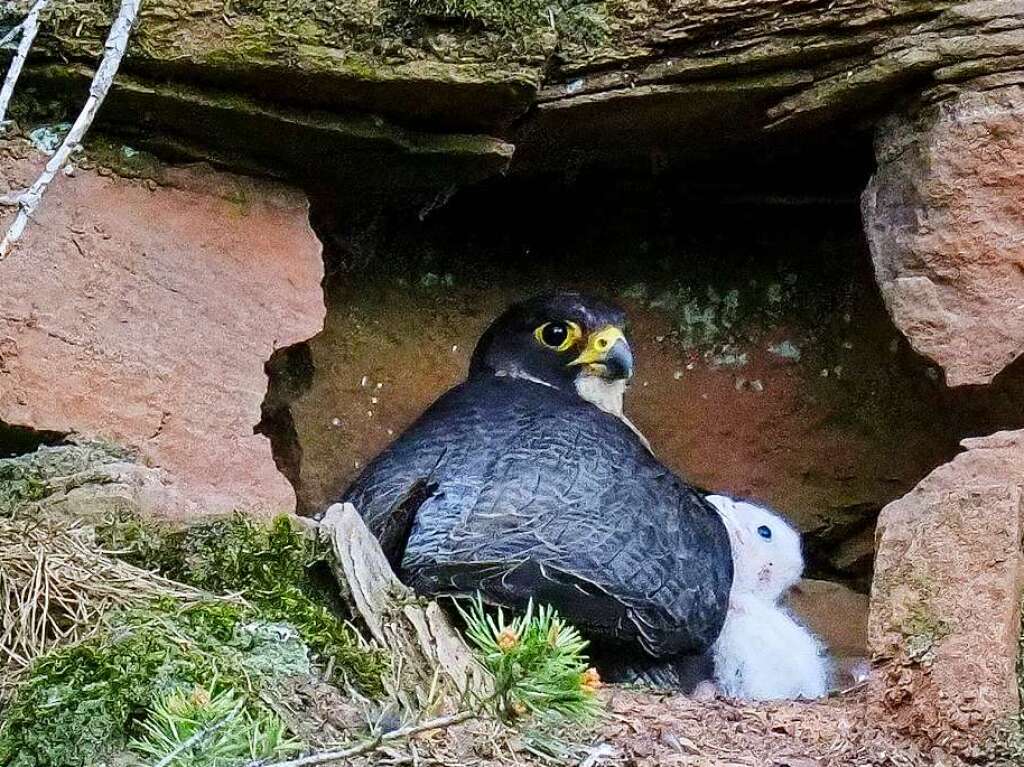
[334,687,957,767]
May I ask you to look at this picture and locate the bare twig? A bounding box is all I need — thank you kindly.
[150,698,245,767]
[0,0,50,127]
[254,710,477,767]
[0,0,142,260]
[0,21,26,50]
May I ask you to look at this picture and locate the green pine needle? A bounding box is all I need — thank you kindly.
[456,594,603,722]
[129,684,301,767]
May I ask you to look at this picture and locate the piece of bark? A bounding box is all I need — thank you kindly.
[317,502,489,707]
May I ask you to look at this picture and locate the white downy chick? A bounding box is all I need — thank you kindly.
[705,494,830,701]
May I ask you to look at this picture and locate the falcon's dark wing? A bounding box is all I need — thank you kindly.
[341,376,732,657]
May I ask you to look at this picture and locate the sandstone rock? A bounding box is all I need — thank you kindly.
[787,578,870,690]
[0,150,325,518]
[787,578,869,661]
[862,85,1024,387]
[868,429,1024,755]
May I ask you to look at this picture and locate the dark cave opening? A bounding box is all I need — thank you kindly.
[0,419,69,459]
[258,141,1024,681]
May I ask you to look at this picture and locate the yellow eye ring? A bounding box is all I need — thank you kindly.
[535,320,582,352]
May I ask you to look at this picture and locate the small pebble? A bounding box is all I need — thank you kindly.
[751,379,764,392]
[331,417,341,427]
[673,370,683,380]
[387,429,394,436]
[734,377,746,391]
[452,345,458,353]
[655,335,665,343]
[371,397,378,404]
[376,382,383,389]
[63,164,75,177]
[686,362,696,370]
[366,410,373,417]
[820,368,829,377]
[360,375,368,388]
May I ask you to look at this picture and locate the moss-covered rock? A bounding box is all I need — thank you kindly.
[0,442,130,516]
[0,600,299,767]
[98,512,387,694]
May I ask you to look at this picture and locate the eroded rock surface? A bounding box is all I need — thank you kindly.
[0,147,324,517]
[869,429,1024,755]
[863,84,1024,387]
[0,441,184,521]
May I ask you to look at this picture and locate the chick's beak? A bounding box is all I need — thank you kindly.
[570,326,634,381]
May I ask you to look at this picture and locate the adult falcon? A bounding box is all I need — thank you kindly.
[336,292,733,687]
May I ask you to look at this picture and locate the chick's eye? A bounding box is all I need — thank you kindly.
[535,321,580,351]
[757,525,772,540]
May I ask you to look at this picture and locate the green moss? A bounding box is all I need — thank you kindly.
[0,600,296,767]
[98,513,387,694]
[0,462,47,516]
[389,0,608,46]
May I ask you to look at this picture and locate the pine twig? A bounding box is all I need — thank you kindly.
[0,0,142,260]
[253,710,477,767]
[149,698,245,767]
[0,0,50,127]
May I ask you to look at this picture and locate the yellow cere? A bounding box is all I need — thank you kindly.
[571,326,626,366]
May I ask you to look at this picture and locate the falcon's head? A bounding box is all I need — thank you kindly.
[469,292,635,412]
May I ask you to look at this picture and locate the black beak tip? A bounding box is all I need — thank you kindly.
[606,338,634,381]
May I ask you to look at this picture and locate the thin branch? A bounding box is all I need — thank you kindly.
[0,0,50,127]
[255,710,477,767]
[0,22,26,50]
[150,698,245,767]
[0,0,142,260]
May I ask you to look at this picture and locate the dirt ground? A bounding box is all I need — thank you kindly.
[338,687,967,767]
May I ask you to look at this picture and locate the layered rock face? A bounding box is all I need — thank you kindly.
[863,84,1024,387]
[869,430,1024,754]
[0,148,324,517]
[7,0,1024,191]
[1,0,1022,757]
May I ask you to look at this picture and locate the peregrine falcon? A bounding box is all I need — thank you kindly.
[337,292,733,684]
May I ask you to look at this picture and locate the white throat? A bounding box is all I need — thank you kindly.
[574,376,652,453]
[492,369,652,453]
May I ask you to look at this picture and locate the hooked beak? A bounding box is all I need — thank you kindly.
[570,326,634,381]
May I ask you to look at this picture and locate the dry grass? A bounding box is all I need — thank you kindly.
[0,511,206,692]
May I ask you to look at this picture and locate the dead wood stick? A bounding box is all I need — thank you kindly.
[0,0,50,127]
[316,503,488,703]
[255,709,477,767]
[0,0,141,260]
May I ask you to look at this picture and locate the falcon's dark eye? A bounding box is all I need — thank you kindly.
[543,322,568,347]
[757,525,772,540]
[535,320,581,352]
